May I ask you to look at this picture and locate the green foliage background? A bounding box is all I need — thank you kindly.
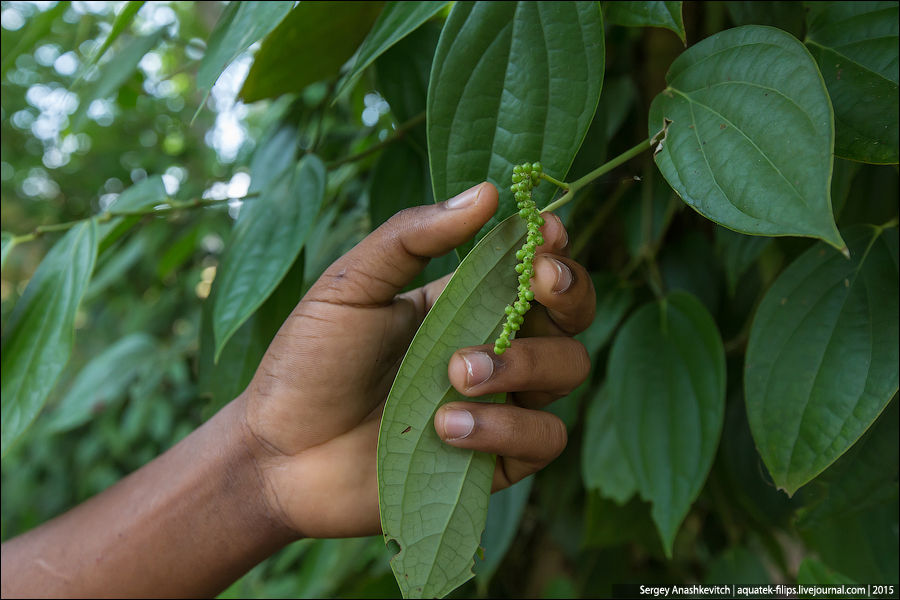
[1,1,897,598]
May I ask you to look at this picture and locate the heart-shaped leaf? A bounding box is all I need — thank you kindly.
[604,291,726,555]
[1,220,98,457]
[805,2,899,164]
[745,225,899,496]
[378,214,526,598]
[650,25,846,252]
[428,0,605,257]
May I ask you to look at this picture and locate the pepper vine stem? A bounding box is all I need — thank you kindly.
[540,137,652,213]
[9,193,261,245]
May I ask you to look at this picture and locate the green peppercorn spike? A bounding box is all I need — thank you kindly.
[495,160,552,355]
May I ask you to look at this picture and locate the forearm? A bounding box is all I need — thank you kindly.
[0,398,296,598]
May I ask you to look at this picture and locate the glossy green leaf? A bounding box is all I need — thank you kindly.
[604,291,726,555]
[213,154,325,362]
[582,384,637,504]
[239,1,385,103]
[605,1,686,43]
[196,1,292,94]
[746,226,900,496]
[336,1,448,98]
[1,220,98,458]
[1,232,14,273]
[649,25,846,252]
[0,1,69,77]
[473,475,533,592]
[378,214,527,599]
[70,28,166,133]
[805,2,899,164]
[108,174,167,214]
[45,333,157,433]
[796,395,898,529]
[428,1,605,257]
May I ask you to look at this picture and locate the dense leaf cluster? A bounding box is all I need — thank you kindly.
[1,1,898,598]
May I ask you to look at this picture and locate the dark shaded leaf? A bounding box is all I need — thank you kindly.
[604,291,726,555]
[239,2,385,103]
[745,226,899,495]
[336,1,449,98]
[805,2,899,164]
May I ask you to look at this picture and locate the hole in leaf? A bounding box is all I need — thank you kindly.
[386,538,401,556]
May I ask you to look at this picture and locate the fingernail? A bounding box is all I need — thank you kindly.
[462,351,494,386]
[446,183,485,209]
[554,215,568,249]
[441,408,475,440]
[549,257,572,293]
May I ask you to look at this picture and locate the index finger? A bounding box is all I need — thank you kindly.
[305,183,498,307]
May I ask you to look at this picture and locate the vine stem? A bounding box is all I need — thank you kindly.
[541,137,652,213]
[9,193,260,245]
[325,111,426,170]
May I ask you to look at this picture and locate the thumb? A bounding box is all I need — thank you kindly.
[306,183,498,306]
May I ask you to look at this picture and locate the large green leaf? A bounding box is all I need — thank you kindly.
[213,154,325,362]
[378,214,527,599]
[605,1,686,43]
[1,220,98,458]
[196,1,292,94]
[45,333,157,433]
[336,1,449,98]
[805,2,899,164]
[428,1,605,257]
[582,384,637,504]
[649,25,846,252]
[796,395,898,529]
[239,1,385,103]
[745,225,899,496]
[69,28,166,133]
[604,291,726,555]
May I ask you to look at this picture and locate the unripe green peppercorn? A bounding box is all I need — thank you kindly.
[495,162,550,354]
